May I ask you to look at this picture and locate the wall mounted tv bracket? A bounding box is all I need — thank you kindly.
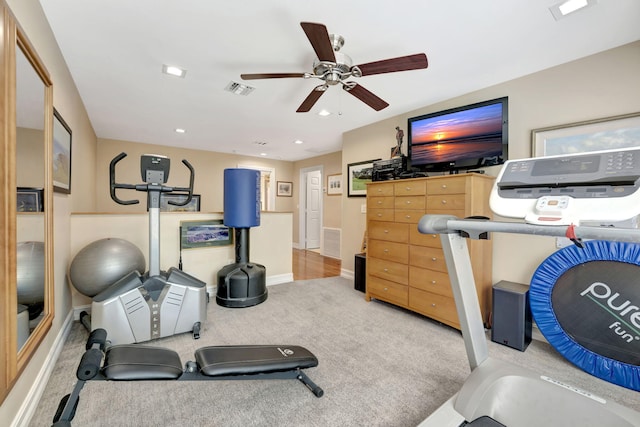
[490,148,640,225]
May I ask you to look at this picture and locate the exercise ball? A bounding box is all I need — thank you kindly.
[17,241,45,305]
[69,238,145,297]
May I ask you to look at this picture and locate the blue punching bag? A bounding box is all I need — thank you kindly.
[223,168,260,228]
[217,168,268,308]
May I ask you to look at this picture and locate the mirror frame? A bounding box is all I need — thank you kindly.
[0,1,54,404]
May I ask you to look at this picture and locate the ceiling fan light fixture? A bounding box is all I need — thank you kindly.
[294,139,304,144]
[162,64,186,78]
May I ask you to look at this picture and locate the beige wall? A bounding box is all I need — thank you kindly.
[95,138,295,213]
[16,127,45,188]
[291,151,342,247]
[341,41,640,281]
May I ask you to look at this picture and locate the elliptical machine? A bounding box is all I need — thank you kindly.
[80,152,207,345]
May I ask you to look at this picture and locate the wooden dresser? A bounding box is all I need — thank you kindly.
[365,173,494,330]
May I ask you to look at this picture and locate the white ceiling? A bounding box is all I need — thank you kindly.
[38,0,640,162]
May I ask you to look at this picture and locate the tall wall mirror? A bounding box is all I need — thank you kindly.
[1,1,54,404]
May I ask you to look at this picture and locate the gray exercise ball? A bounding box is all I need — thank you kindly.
[17,241,45,305]
[69,238,146,297]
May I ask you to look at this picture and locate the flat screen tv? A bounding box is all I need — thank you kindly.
[407,97,508,173]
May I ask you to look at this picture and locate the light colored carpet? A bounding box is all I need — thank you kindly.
[30,277,639,426]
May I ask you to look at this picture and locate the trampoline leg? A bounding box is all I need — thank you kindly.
[296,369,324,397]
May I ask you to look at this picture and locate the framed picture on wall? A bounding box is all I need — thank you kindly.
[531,112,640,157]
[347,159,379,197]
[180,219,232,249]
[277,181,293,197]
[17,187,44,212]
[327,174,342,195]
[53,109,72,194]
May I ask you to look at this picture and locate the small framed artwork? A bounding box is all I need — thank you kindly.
[180,220,232,249]
[531,112,640,157]
[277,181,293,197]
[17,187,44,212]
[160,194,201,212]
[347,159,380,197]
[53,108,72,194]
[327,174,342,196]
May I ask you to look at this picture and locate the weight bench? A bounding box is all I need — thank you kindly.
[52,329,323,426]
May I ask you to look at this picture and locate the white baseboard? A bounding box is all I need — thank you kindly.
[12,310,74,427]
[267,273,294,285]
[341,268,354,280]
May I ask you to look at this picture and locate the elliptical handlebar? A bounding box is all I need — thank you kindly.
[167,159,194,206]
[110,152,139,205]
[109,152,196,206]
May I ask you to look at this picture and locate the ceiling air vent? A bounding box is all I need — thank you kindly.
[225,81,255,96]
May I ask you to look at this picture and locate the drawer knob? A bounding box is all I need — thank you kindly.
[431,234,437,238]
[383,249,389,253]
[441,200,447,204]
[431,280,436,284]
[406,200,411,204]
[384,229,389,233]
[377,213,382,217]
[431,257,437,261]
[377,200,382,204]
[384,268,389,272]
[405,215,411,219]
[441,184,447,189]
[405,187,411,191]
[431,303,436,307]
[384,287,388,291]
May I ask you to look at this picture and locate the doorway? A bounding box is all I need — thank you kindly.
[299,166,323,250]
[237,164,276,211]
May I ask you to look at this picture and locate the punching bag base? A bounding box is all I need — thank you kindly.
[216,262,268,308]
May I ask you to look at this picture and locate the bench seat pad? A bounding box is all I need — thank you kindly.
[196,345,318,376]
[103,345,183,380]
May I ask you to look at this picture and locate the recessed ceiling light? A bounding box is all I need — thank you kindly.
[162,64,187,78]
[549,0,596,20]
[318,110,331,117]
[294,140,304,145]
[175,128,186,133]
[260,152,267,156]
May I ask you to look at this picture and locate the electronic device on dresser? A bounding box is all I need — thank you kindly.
[407,97,508,174]
[372,156,407,181]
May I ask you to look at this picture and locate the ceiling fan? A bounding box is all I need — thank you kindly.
[240,22,428,113]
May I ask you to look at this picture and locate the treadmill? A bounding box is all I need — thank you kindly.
[417,148,640,427]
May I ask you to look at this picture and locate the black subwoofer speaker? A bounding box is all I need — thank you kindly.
[491,280,532,351]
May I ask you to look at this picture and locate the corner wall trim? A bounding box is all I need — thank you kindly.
[12,310,74,427]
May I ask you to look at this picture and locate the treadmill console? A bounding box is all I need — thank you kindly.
[490,148,640,225]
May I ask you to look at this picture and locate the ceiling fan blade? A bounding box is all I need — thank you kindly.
[241,73,306,80]
[296,86,327,113]
[356,53,428,76]
[343,83,389,111]
[300,22,336,63]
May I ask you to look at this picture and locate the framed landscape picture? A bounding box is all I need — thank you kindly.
[180,219,232,249]
[347,159,379,197]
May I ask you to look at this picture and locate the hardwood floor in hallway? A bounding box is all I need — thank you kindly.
[293,249,341,280]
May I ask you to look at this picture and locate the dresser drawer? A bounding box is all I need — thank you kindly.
[368,276,408,307]
[426,177,466,195]
[409,266,453,298]
[368,196,394,209]
[368,209,394,222]
[394,180,426,196]
[426,194,466,211]
[409,287,458,326]
[394,195,426,210]
[410,246,448,273]
[409,226,441,248]
[368,257,408,285]
[368,240,409,264]
[368,221,409,243]
[369,182,395,196]
[395,209,425,224]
